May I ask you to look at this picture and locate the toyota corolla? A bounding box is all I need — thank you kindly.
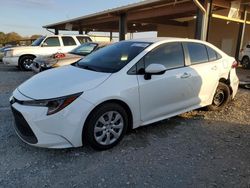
[10,38,239,150]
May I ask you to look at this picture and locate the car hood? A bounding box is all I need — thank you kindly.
[10,46,39,51]
[18,65,111,99]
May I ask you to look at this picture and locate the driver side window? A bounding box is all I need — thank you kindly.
[144,42,185,70]
[43,37,60,47]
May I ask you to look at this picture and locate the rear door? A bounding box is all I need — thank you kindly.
[61,36,78,52]
[183,42,221,105]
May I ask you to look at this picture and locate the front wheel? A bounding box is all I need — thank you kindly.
[207,82,230,111]
[84,103,128,150]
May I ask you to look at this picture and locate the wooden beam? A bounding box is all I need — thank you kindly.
[127,2,197,21]
[134,18,189,27]
[212,14,250,24]
[213,0,250,12]
[213,0,229,8]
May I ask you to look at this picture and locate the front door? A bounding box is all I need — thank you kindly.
[137,42,201,122]
[39,36,63,55]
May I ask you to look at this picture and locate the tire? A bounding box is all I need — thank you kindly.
[19,55,35,71]
[84,103,128,150]
[207,82,231,111]
[242,56,250,69]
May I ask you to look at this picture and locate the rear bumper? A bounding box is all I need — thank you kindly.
[230,69,239,99]
[32,59,53,73]
[3,56,19,66]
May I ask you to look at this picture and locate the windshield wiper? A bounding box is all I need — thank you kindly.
[79,65,97,71]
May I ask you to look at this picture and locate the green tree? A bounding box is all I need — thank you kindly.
[0,32,6,44]
[30,35,42,40]
[5,32,22,43]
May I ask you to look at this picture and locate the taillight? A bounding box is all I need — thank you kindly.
[232,61,238,68]
[54,53,66,59]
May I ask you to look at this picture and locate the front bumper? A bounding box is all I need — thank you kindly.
[3,56,19,66]
[10,90,94,148]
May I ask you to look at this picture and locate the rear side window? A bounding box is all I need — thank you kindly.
[206,46,222,61]
[186,43,208,65]
[206,46,217,61]
[144,42,185,70]
[62,36,76,46]
[43,37,60,47]
[76,36,92,44]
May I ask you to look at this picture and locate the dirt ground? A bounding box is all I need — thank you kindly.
[0,64,250,188]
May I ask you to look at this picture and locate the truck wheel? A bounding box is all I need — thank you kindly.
[19,55,35,71]
[242,56,250,69]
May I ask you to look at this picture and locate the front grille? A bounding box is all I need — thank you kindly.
[11,107,38,144]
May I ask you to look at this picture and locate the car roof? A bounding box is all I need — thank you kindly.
[45,34,90,37]
[127,37,208,44]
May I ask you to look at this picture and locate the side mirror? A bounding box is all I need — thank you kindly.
[144,64,167,80]
[42,42,48,47]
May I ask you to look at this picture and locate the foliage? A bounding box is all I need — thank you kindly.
[0,32,41,46]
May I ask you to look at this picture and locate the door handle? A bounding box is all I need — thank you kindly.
[180,72,191,79]
[211,66,217,70]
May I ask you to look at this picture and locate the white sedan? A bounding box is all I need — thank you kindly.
[10,38,239,150]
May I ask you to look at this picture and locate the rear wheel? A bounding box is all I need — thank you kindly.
[242,56,250,69]
[207,82,230,111]
[84,103,128,150]
[19,55,35,71]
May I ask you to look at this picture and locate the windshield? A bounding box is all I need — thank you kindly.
[76,41,151,73]
[31,36,45,46]
[70,43,98,56]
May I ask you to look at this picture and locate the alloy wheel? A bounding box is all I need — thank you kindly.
[94,111,124,145]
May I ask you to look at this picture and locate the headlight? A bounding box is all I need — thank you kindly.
[5,50,14,57]
[22,92,83,115]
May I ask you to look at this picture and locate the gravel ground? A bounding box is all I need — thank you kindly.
[0,63,250,188]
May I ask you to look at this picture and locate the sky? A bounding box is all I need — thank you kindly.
[0,0,146,37]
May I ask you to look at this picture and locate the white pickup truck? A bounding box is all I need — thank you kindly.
[3,35,92,70]
[239,42,250,69]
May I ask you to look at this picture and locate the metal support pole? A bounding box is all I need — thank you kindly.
[195,0,205,40]
[110,31,113,42]
[235,7,247,60]
[119,13,127,41]
[240,10,248,50]
[55,29,59,35]
[205,0,213,41]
